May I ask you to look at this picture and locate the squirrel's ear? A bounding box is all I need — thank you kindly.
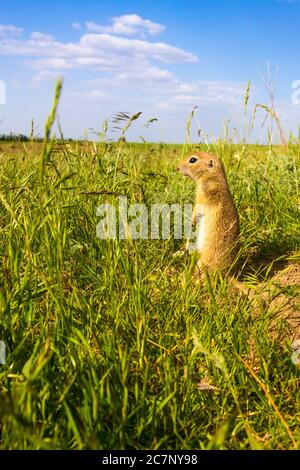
[208,160,214,167]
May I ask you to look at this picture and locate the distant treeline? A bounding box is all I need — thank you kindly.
[0,133,32,142]
[0,133,75,142]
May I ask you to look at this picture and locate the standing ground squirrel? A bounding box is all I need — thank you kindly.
[177,151,239,275]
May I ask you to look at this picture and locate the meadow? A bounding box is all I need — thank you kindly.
[0,88,299,449]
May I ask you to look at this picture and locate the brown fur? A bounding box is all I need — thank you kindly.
[177,152,239,274]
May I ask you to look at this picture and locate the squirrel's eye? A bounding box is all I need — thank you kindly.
[189,157,198,164]
[208,160,214,167]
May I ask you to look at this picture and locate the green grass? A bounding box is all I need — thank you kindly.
[0,98,299,449]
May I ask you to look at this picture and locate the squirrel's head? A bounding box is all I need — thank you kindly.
[177,152,225,182]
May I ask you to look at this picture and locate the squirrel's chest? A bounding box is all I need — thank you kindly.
[196,213,206,251]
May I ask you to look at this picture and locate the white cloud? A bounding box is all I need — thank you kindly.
[83,75,247,114]
[0,24,23,36]
[0,29,197,66]
[169,81,245,106]
[0,20,250,142]
[79,33,197,64]
[156,101,172,110]
[173,93,236,105]
[30,31,55,41]
[116,66,174,82]
[170,81,246,106]
[86,14,165,37]
[32,70,64,84]
[28,57,71,70]
[0,22,244,110]
[86,89,110,99]
[72,22,82,30]
[274,100,300,130]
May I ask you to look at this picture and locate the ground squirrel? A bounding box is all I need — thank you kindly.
[177,151,239,275]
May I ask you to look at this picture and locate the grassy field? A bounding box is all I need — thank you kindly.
[0,113,299,449]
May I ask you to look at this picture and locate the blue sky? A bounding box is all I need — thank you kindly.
[1,0,300,142]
